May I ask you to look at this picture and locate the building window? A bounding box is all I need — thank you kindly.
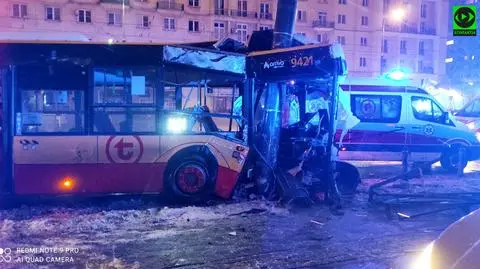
[381,57,387,71]
[383,0,390,13]
[337,36,345,45]
[188,20,200,32]
[338,0,347,4]
[337,14,346,24]
[236,23,248,42]
[317,34,327,43]
[419,41,425,56]
[138,15,150,28]
[362,0,368,7]
[420,22,426,33]
[259,25,270,30]
[164,18,175,30]
[297,10,307,21]
[360,57,367,67]
[360,37,367,46]
[418,60,424,72]
[421,3,427,18]
[12,3,27,18]
[318,12,327,24]
[260,3,270,19]
[400,40,407,54]
[382,39,388,53]
[189,0,200,7]
[215,0,225,14]
[238,0,247,15]
[361,16,368,26]
[45,6,61,21]
[77,9,92,23]
[352,95,402,123]
[214,22,226,39]
[108,11,122,26]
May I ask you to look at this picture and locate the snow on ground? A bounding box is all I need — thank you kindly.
[0,161,479,268]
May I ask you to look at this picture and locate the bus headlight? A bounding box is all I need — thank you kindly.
[167,117,187,133]
[411,242,434,269]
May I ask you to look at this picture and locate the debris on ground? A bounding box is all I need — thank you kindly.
[0,161,478,268]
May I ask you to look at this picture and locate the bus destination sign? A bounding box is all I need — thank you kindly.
[247,45,335,79]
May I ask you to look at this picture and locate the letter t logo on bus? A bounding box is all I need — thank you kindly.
[106,136,144,163]
[114,138,134,161]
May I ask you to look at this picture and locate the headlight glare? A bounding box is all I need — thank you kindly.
[467,122,476,130]
[411,242,434,269]
[167,117,187,133]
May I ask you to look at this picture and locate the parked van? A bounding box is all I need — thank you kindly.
[337,78,480,172]
[455,95,480,133]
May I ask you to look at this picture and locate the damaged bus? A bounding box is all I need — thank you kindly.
[0,42,248,201]
[0,40,357,205]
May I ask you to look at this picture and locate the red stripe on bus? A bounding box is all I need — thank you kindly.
[215,167,240,199]
[14,163,240,198]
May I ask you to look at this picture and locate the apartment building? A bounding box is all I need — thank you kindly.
[0,0,448,82]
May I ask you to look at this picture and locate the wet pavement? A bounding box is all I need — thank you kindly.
[0,161,479,268]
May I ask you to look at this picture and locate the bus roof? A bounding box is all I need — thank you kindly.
[0,42,245,77]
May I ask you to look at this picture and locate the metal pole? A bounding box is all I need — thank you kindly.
[273,0,298,48]
[245,78,254,146]
[381,18,385,74]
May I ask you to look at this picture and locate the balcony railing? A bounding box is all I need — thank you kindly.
[385,23,418,34]
[157,1,184,11]
[101,0,129,4]
[259,13,273,20]
[215,9,228,15]
[419,27,436,35]
[230,10,258,19]
[312,20,334,28]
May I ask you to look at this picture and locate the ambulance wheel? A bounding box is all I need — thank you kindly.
[441,145,468,173]
[165,155,216,202]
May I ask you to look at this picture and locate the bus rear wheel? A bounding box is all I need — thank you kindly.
[165,156,215,202]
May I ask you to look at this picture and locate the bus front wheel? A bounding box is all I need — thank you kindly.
[165,156,216,202]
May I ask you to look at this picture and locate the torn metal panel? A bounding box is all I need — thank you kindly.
[163,46,245,75]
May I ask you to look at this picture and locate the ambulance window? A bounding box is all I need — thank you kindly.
[351,94,401,123]
[411,96,445,123]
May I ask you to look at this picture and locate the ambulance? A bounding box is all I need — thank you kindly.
[455,95,480,134]
[336,77,480,172]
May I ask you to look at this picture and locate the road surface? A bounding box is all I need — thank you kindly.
[0,161,479,268]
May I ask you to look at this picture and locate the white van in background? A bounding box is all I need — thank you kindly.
[455,95,480,134]
[336,78,480,172]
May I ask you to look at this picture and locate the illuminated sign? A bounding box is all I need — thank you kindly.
[247,45,336,80]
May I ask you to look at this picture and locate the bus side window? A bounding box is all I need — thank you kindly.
[93,110,115,133]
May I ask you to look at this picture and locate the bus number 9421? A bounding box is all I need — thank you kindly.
[291,56,314,68]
